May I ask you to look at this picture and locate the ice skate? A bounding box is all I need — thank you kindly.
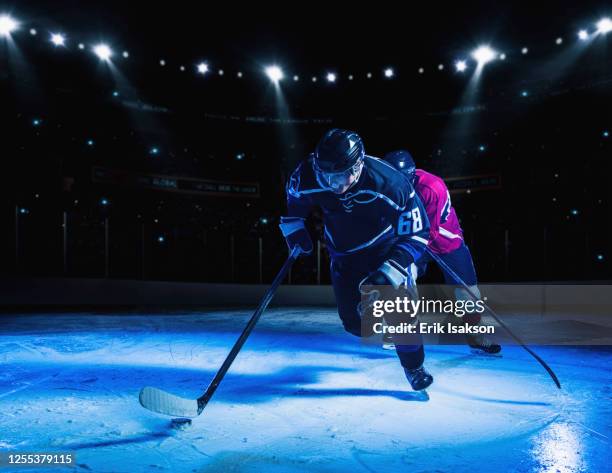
[404,365,434,391]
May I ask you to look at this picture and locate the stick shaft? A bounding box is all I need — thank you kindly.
[426,248,561,389]
[197,247,301,412]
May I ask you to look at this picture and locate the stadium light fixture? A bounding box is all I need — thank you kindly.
[596,18,612,34]
[0,14,18,37]
[455,60,467,72]
[93,43,112,61]
[50,33,65,46]
[472,45,496,65]
[265,65,284,83]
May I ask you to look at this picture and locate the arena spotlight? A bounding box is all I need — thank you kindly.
[384,67,394,78]
[29,28,36,35]
[556,37,563,45]
[122,51,129,58]
[93,43,112,61]
[472,45,496,65]
[521,47,528,54]
[265,65,283,83]
[0,14,18,37]
[78,43,85,49]
[578,29,589,40]
[455,60,467,72]
[597,18,612,34]
[499,53,507,60]
[326,72,336,82]
[196,62,209,74]
[50,33,65,46]
[293,75,299,81]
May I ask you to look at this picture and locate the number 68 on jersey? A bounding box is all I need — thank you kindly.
[398,207,423,235]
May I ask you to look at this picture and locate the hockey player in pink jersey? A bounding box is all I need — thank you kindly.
[385,150,501,354]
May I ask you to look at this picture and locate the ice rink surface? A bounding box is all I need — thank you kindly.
[0,308,610,473]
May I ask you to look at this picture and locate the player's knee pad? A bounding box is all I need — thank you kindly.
[339,309,370,337]
[343,323,369,338]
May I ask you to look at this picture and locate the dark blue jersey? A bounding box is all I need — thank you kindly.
[286,154,430,267]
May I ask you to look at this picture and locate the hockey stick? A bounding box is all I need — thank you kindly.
[425,248,561,389]
[139,246,302,417]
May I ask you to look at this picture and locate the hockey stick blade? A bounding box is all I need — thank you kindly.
[139,386,200,418]
[138,247,301,418]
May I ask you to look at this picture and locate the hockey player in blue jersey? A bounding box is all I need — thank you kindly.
[279,129,434,390]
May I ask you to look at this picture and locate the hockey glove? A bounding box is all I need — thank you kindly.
[279,216,313,256]
[359,259,416,291]
[358,260,417,316]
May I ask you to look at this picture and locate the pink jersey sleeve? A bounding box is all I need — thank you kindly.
[418,185,442,242]
[415,170,464,254]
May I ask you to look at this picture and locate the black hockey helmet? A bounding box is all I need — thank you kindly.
[314,129,365,174]
[384,150,416,183]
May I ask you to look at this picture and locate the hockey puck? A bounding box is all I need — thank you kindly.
[171,417,193,430]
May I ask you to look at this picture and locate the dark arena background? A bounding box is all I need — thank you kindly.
[1,2,611,472]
